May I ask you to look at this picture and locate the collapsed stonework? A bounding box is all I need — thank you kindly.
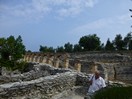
[0,63,69,84]
[0,51,132,99]
[0,63,90,99]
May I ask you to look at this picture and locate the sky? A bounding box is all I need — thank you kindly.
[0,0,132,51]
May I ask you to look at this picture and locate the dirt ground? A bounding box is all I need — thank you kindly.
[51,86,90,99]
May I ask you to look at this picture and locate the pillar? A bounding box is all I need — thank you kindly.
[53,58,60,68]
[74,60,81,72]
[29,55,34,62]
[63,58,69,69]
[33,56,37,62]
[42,56,47,64]
[36,56,41,63]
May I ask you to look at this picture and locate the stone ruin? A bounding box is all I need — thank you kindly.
[70,51,132,83]
[0,63,90,99]
[24,51,132,83]
[0,51,132,99]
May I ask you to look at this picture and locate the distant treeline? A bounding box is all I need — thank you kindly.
[38,32,132,53]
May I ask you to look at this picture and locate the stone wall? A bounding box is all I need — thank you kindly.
[69,51,132,83]
[0,71,77,99]
[0,51,132,99]
[0,61,131,99]
[115,63,132,83]
[23,51,132,83]
[70,51,132,63]
[0,62,93,99]
[0,63,70,84]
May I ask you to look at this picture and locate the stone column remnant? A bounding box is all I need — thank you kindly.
[62,53,70,69]
[63,58,69,69]
[46,54,54,66]
[29,54,34,62]
[42,55,47,64]
[53,58,60,68]
[74,59,81,72]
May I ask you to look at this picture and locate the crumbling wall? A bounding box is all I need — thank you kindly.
[0,71,77,99]
[70,51,132,63]
[69,51,132,83]
[0,63,69,84]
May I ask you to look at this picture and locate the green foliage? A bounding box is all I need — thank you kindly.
[105,38,115,50]
[56,46,65,53]
[73,44,82,52]
[0,35,26,70]
[94,86,132,99]
[64,42,73,53]
[14,61,27,72]
[113,34,126,50]
[129,40,132,50]
[39,32,132,53]
[79,34,101,51]
[39,45,55,53]
[124,32,132,50]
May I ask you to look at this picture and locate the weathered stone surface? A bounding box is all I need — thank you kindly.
[0,51,132,99]
[0,71,77,99]
[76,72,90,86]
[70,52,132,83]
[70,51,132,63]
[114,63,132,83]
[51,86,87,99]
[0,63,70,84]
[23,51,132,84]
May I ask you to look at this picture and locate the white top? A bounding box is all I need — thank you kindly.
[88,75,106,93]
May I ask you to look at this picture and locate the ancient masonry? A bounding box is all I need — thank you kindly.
[24,51,132,83]
[0,51,132,99]
[24,52,82,72]
[0,63,90,99]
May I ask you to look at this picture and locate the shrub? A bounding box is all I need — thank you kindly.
[93,86,132,99]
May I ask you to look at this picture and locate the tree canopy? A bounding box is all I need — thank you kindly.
[39,33,132,53]
[64,42,73,53]
[0,35,26,70]
[105,38,115,51]
[39,45,54,53]
[79,34,101,51]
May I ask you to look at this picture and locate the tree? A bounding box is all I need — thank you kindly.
[105,38,115,51]
[113,34,125,50]
[100,43,105,51]
[124,32,132,50]
[39,45,55,53]
[129,40,132,50]
[64,42,73,53]
[73,44,82,52]
[79,34,101,51]
[56,46,65,53]
[0,35,26,70]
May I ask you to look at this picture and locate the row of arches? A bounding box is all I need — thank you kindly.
[24,53,81,72]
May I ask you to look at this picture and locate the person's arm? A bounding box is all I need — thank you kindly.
[88,74,94,85]
[101,78,106,88]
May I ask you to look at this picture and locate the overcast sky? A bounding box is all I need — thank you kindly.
[0,0,132,51]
